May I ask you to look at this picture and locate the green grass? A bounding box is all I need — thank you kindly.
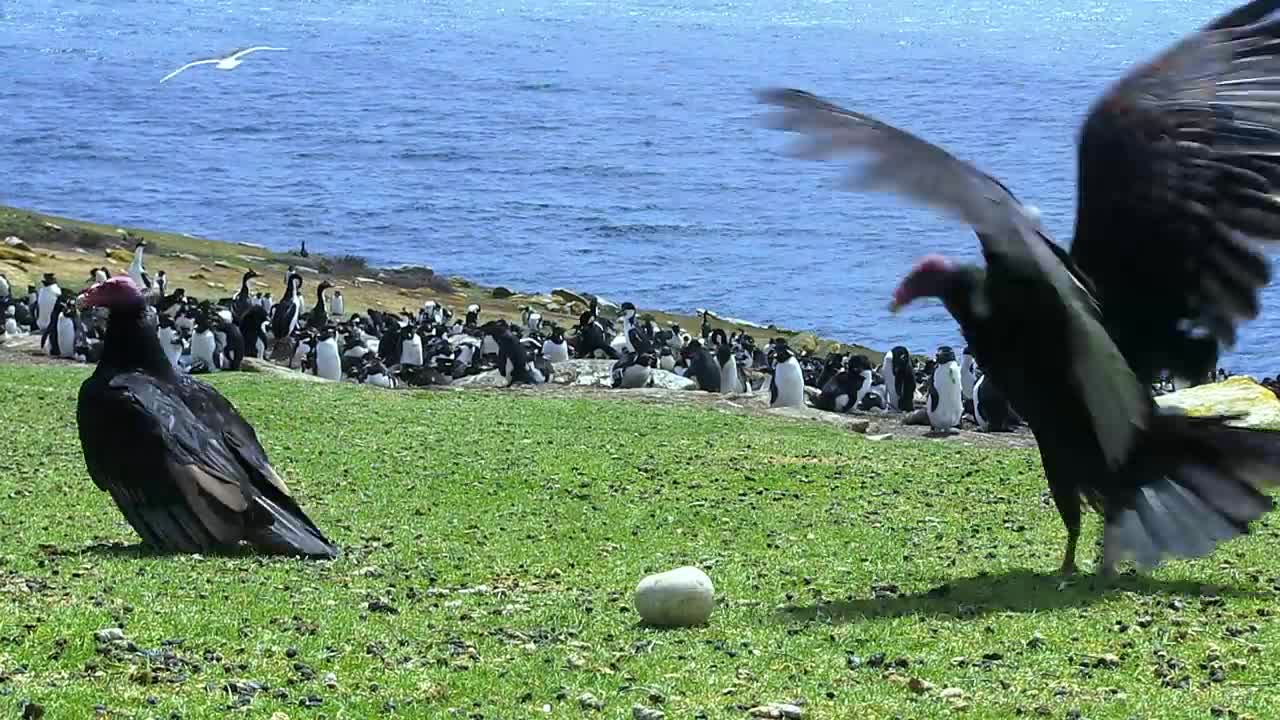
[2,365,1279,719]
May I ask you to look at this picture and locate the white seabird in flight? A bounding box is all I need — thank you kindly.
[159,46,288,84]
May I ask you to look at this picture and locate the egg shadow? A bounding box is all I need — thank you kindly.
[777,568,1267,623]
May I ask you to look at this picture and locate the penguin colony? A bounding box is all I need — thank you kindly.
[0,248,1238,432]
[4,0,1280,579]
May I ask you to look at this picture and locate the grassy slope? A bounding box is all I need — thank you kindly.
[0,204,877,357]
[2,365,1278,720]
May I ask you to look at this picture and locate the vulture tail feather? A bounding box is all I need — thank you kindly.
[245,496,340,559]
[1104,413,1280,570]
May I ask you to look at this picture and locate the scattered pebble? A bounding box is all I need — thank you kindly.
[908,678,935,695]
[578,692,605,711]
[632,704,665,720]
[747,703,803,718]
[93,628,126,643]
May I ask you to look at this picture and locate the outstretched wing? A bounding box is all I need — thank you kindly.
[1071,1,1280,383]
[756,88,1148,468]
[159,59,218,84]
[230,46,288,60]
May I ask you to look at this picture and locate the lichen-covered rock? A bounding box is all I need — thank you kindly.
[491,286,514,299]
[1155,376,1280,430]
[240,358,329,383]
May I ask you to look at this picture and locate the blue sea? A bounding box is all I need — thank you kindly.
[4,0,1279,375]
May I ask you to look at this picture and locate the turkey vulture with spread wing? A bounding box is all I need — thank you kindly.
[76,276,339,558]
[757,0,1280,574]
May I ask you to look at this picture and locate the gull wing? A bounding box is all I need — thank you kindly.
[159,59,219,84]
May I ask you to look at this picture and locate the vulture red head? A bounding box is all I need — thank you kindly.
[78,275,144,311]
[890,254,957,313]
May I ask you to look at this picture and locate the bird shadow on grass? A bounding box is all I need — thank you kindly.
[777,568,1267,623]
[74,541,258,560]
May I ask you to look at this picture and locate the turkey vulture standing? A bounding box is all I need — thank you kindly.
[758,0,1280,574]
[75,276,339,558]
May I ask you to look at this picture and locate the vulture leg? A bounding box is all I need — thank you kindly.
[1050,481,1082,576]
[1042,446,1082,575]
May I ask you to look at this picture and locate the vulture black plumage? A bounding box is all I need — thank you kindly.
[758,0,1280,575]
[75,276,339,559]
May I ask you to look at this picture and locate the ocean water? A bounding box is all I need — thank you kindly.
[3,0,1279,375]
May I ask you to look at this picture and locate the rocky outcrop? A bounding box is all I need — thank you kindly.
[452,359,698,391]
[1155,376,1280,430]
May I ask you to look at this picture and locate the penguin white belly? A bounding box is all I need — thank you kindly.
[253,336,266,359]
[4,318,20,336]
[158,328,183,367]
[56,316,76,358]
[659,354,676,372]
[960,356,977,401]
[928,362,963,430]
[367,372,395,388]
[770,361,806,409]
[331,296,345,316]
[316,340,342,381]
[973,375,990,431]
[618,363,652,389]
[191,331,218,370]
[455,345,476,370]
[855,370,873,407]
[290,341,311,370]
[719,361,740,394]
[834,393,851,412]
[610,334,630,355]
[542,340,570,363]
[36,291,58,331]
[881,352,898,408]
[481,335,500,356]
[401,337,423,366]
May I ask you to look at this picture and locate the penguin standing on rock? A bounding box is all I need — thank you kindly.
[682,340,721,392]
[611,351,656,389]
[927,346,963,431]
[314,328,342,381]
[542,326,571,363]
[330,290,345,318]
[658,346,676,372]
[769,341,806,409]
[127,239,148,290]
[612,326,657,389]
[36,273,61,332]
[484,320,552,385]
[716,343,745,393]
[190,314,219,372]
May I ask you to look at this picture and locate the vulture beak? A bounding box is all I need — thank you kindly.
[888,299,904,314]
